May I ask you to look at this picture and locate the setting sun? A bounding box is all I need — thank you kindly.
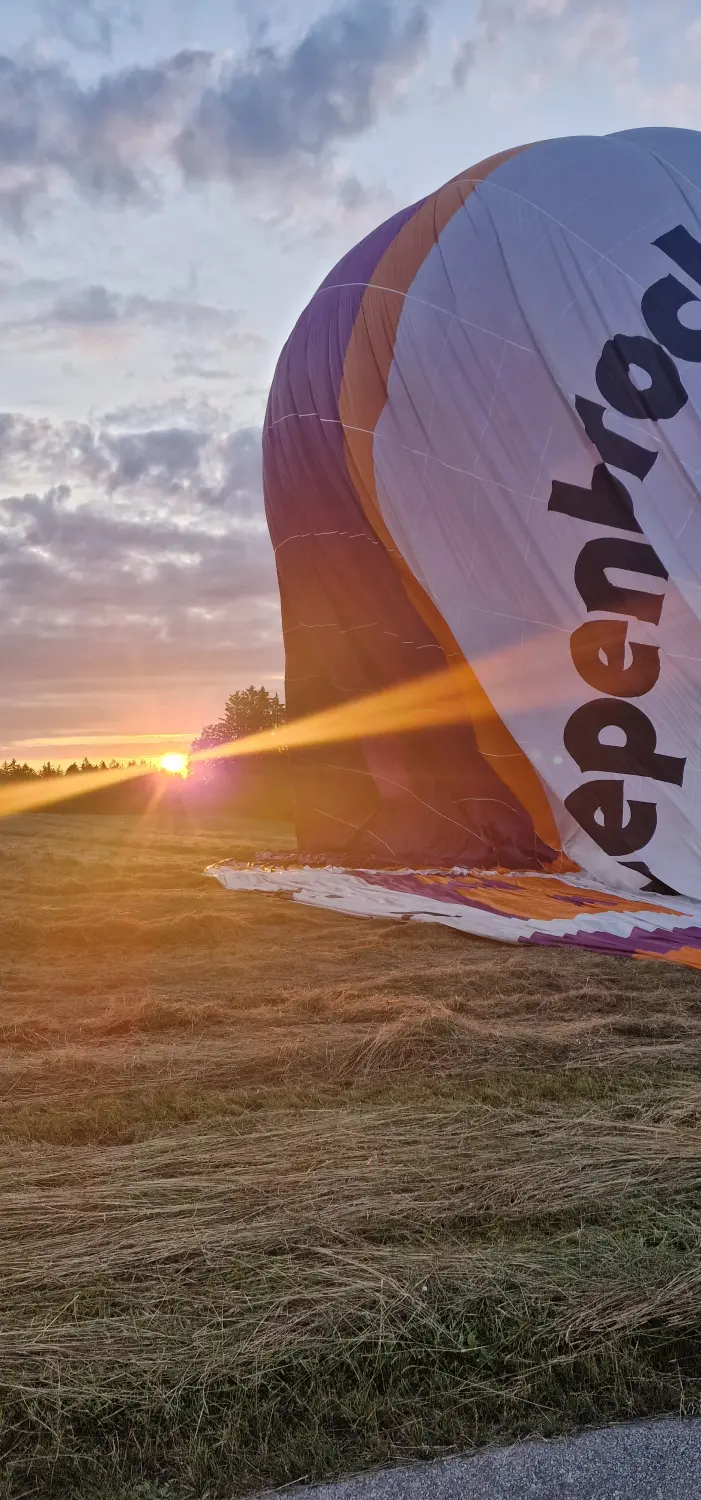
[158,752,189,777]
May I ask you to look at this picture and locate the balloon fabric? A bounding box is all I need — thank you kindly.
[264,129,701,901]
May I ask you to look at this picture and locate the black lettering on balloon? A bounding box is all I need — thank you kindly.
[570,619,660,698]
[564,699,685,785]
[642,275,701,362]
[596,334,688,421]
[549,462,641,531]
[654,224,701,287]
[574,397,658,480]
[564,779,656,856]
[574,537,667,623]
[619,859,681,896]
[547,226,699,872]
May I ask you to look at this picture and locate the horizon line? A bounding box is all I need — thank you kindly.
[9,732,199,750]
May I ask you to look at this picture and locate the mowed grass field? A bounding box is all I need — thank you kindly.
[2,813,701,1498]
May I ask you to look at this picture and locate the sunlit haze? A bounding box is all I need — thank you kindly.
[0,631,584,818]
[0,0,698,764]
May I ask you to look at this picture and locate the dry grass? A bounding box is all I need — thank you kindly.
[1,812,701,1497]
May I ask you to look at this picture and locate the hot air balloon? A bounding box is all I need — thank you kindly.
[262,128,701,907]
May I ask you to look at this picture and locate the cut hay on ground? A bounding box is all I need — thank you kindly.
[1,813,701,1498]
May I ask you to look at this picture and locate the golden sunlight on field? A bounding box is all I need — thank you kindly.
[2,811,701,1498]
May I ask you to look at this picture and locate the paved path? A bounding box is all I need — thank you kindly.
[258,1418,701,1498]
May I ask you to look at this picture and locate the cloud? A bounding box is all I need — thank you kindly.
[38,0,136,56]
[175,1,429,186]
[0,0,430,224]
[0,418,281,736]
[0,281,266,384]
[43,281,259,339]
[0,516,280,706]
[0,411,263,511]
[0,484,272,601]
[51,283,122,324]
[450,0,635,91]
[450,39,475,89]
[100,393,236,430]
[103,426,207,491]
[0,48,211,225]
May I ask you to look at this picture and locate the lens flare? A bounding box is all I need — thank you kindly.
[189,632,569,767]
[0,631,572,821]
[158,753,189,777]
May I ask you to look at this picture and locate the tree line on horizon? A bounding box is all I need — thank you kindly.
[1,687,287,787]
[0,755,151,783]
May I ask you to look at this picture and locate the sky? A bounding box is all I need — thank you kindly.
[1,0,700,765]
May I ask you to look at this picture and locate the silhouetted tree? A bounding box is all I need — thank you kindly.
[192,686,286,754]
[190,686,289,814]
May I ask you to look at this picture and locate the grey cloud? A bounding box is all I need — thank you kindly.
[451,38,475,89]
[0,413,266,535]
[52,283,121,324]
[38,1,139,56]
[0,0,429,223]
[212,427,264,508]
[0,430,280,725]
[45,282,254,340]
[0,411,263,510]
[172,356,231,380]
[335,173,372,212]
[100,393,231,429]
[176,1,429,184]
[0,484,272,597]
[0,48,211,224]
[104,426,207,491]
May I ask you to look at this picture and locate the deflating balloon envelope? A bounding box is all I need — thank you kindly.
[264,128,701,899]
